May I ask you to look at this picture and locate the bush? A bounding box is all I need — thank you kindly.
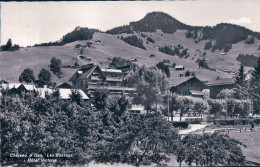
[147,37,155,43]
[150,54,155,57]
[159,46,175,56]
[172,121,189,129]
[75,44,82,48]
[254,118,260,124]
[214,118,255,126]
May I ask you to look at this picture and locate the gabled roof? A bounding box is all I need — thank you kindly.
[0,80,8,84]
[206,78,235,86]
[8,83,22,89]
[57,82,72,89]
[101,68,123,73]
[69,65,106,81]
[169,76,195,87]
[58,88,89,100]
[23,84,36,91]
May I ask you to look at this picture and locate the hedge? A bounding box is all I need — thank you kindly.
[214,118,260,126]
[172,121,189,129]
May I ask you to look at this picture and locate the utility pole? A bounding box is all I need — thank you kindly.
[167,82,170,121]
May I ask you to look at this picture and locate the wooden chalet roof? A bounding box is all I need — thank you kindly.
[69,65,106,81]
[169,76,195,87]
[206,78,235,86]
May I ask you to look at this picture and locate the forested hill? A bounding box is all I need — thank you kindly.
[106,12,197,34]
[106,12,260,51]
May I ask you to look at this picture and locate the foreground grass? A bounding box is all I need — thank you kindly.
[228,130,260,163]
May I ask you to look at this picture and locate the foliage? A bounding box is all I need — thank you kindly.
[121,35,146,50]
[171,121,189,129]
[50,57,62,76]
[75,44,82,48]
[1,39,20,52]
[204,40,213,50]
[128,66,168,111]
[1,93,99,165]
[176,96,195,121]
[178,133,246,166]
[107,12,194,34]
[38,68,51,85]
[19,68,36,84]
[1,39,12,51]
[92,88,110,111]
[235,64,245,87]
[156,62,171,78]
[250,57,260,114]
[202,23,260,51]
[147,37,155,43]
[69,89,82,105]
[150,54,155,57]
[214,118,254,126]
[109,57,133,69]
[245,36,254,44]
[159,46,176,56]
[208,99,224,117]
[196,58,209,69]
[33,41,62,47]
[62,27,99,44]
[185,70,191,77]
[236,53,259,68]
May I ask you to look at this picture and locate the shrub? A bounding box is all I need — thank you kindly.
[159,46,175,56]
[171,121,189,129]
[147,37,155,43]
[214,118,255,126]
[150,54,155,57]
[75,44,81,48]
[121,35,146,50]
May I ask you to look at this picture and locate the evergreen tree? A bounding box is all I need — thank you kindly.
[250,57,260,114]
[235,64,245,87]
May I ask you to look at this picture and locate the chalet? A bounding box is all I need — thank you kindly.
[169,76,208,98]
[69,63,136,96]
[175,65,185,71]
[206,78,235,98]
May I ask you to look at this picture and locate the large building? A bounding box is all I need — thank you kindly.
[205,78,235,98]
[69,63,136,96]
[169,76,208,98]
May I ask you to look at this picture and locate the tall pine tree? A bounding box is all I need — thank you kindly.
[235,64,245,87]
[250,57,260,114]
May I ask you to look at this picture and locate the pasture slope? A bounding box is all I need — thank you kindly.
[1,30,260,85]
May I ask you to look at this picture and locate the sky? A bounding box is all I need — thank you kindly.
[1,0,260,47]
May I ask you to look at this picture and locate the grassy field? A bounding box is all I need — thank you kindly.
[228,130,260,163]
[1,30,259,85]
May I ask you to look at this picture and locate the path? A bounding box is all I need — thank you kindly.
[178,124,208,135]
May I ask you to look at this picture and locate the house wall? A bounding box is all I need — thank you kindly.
[209,84,235,99]
[174,78,207,96]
